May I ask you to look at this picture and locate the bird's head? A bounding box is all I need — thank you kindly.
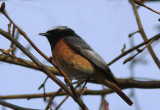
[39,26,76,49]
[39,26,76,40]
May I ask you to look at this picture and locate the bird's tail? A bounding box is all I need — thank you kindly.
[103,80,133,106]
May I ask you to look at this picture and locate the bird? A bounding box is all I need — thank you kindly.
[39,26,133,106]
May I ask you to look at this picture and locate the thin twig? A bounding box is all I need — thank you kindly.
[134,0,160,15]
[38,77,49,101]
[7,22,11,33]
[45,88,62,110]
[128,30,140,37]
[123,39,154,64]
[14,30,19,53]
[10,25,16,55]
[108,33,160,66]
[55,95,69,110]
[99,86,105,110]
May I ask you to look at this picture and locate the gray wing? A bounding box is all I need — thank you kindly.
[64,36,119,85]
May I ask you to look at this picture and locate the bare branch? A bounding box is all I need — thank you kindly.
[0,99,39,110]
[0,79,160,99]
[108,33,160,65]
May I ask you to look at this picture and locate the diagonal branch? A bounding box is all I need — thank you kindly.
[134,0,160,15]
[108,33,160,65]
[0,99,39,110]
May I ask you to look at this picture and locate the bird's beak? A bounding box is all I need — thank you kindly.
[39,33,49,36]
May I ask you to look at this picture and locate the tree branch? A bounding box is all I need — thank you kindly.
[108,33,160,65]
[0,79,160,99]
[0,100,39,110]
[0,54,61,76]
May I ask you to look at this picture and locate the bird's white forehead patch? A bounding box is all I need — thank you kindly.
[48,26,68,31]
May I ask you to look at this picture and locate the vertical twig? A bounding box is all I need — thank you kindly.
[10,25,16,55]
[45,88,62,110]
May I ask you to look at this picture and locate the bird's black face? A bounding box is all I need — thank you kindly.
[39,26,76,50]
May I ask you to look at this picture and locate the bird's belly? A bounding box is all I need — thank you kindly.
[52,38,95,80]
[58,57,94,80]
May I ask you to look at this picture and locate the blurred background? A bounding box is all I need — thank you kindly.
[0,0,160,110]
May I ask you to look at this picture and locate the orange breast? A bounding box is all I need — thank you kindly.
[52,38,94,80]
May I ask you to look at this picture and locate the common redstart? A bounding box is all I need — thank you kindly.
[39,26,133,106]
